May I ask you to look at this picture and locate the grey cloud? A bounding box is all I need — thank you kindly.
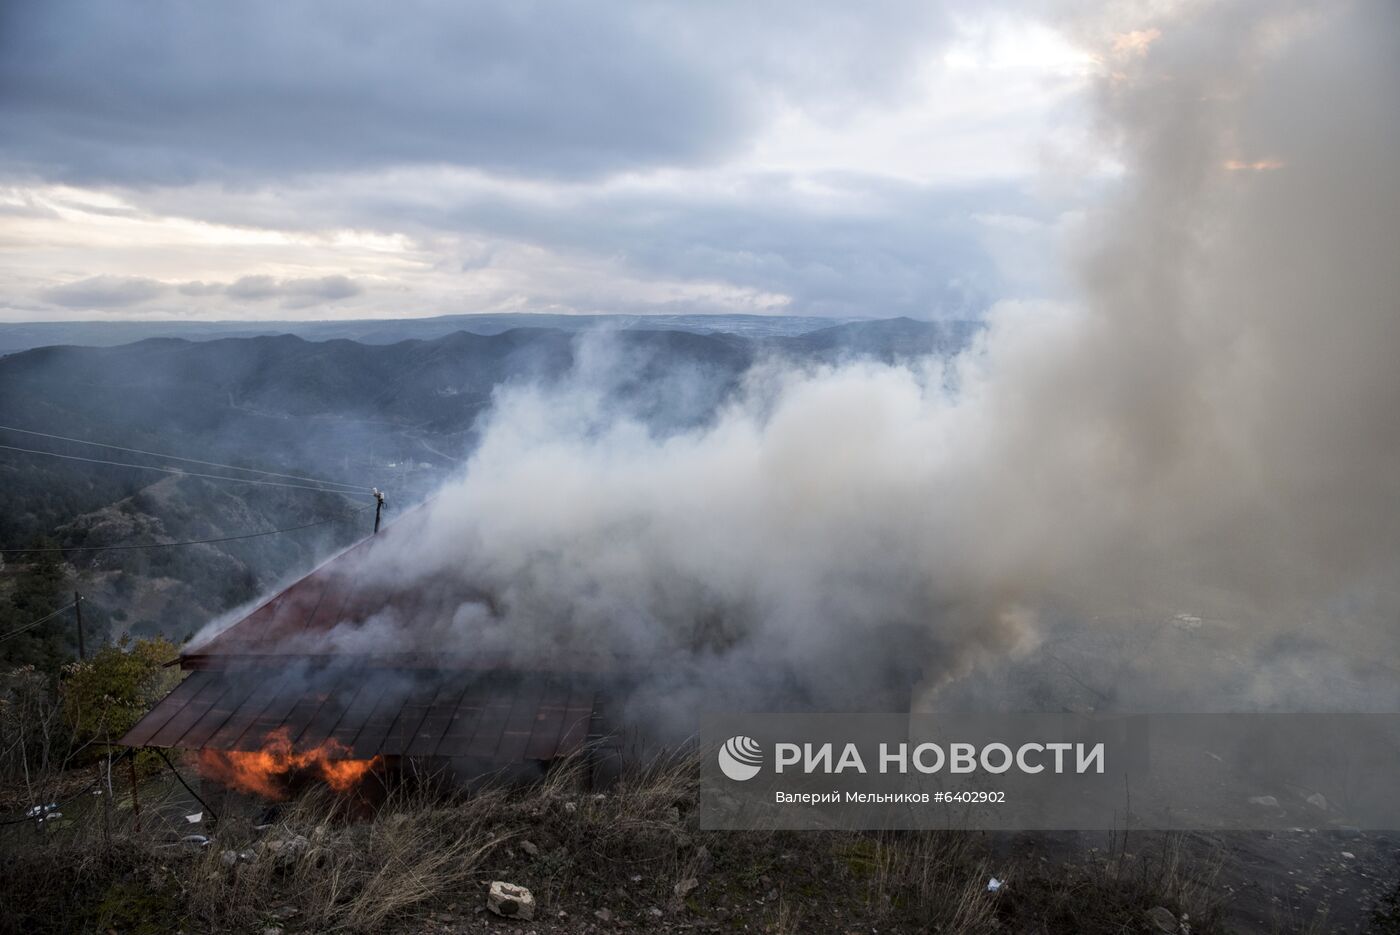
[40,275,168,309]
[403,174,1047,317]
[182,275,363,308]
[0,192,60,220]
[0,0,953,185]
[176,282,224,297]
[584,178,1035,317]
[38,273,362,313]
[0,0,1046,321]
[226,275,360,304]
[143,171,1049,318]
[225,277,294,301]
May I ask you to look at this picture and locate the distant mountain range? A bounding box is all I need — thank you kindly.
[0,311,906,356]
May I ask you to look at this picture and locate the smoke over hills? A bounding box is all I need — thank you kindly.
[320,0,1400,719]
[0,318,971,663]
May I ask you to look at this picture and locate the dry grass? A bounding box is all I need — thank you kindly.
[864,830,999,928]
[0,749,1241,934]
[178,787,507,931]
[990,829,1229,933]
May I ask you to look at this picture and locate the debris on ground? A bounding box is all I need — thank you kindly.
[487,881,536,921]
[24,803,62,822]
[263,834,310,868]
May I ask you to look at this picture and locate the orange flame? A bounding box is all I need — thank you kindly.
[197,727,382,800]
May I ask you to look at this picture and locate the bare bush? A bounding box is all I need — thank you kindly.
[0,666,75,800]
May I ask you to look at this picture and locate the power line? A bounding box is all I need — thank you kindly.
[0,602,78,645]
[153,747,219,824]
[0,506,372,554]
[0,443,366,494]
[0,424,370,492]
[0,749,133,827]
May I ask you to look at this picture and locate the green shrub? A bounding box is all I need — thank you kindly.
[60,636,182,750]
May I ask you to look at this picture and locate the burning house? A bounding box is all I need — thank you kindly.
[118,506,623,799]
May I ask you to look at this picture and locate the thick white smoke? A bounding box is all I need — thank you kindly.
[323,0,1400,719]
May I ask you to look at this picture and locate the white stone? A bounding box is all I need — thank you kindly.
[487,881,536,921]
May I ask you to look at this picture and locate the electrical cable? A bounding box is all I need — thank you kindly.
[0,505,373,554]
[0,602,78,644]
[0,442,365,493]
[153,747,219,825]
[0,424,370,491]
[0,748,133,827]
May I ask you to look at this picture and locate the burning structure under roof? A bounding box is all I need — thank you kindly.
[119,506,623,793]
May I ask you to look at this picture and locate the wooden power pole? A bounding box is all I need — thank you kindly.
[373,488,387,534]
[74,591,85,660]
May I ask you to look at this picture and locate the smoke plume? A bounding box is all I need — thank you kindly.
[286,0,1400,720]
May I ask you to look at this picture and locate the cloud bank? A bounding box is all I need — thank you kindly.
[41,275,168,309]
[37,273,365,313]
[0,1,1093,321]
[0,0,955,185]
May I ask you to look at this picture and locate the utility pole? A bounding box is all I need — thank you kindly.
[74,591,85,660]
[128,754,142,832]
[373,488,387,534]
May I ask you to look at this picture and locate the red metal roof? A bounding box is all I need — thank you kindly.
[183,504,623,674]
[120,504,619,761]
[119,668,598,760]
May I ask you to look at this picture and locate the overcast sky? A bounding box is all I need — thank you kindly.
[0,0,1108,322]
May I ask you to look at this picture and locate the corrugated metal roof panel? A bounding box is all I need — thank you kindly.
[119,669,598,763]
[119,671,208,747]
[406,680,469,757]
[147,674,233,748]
